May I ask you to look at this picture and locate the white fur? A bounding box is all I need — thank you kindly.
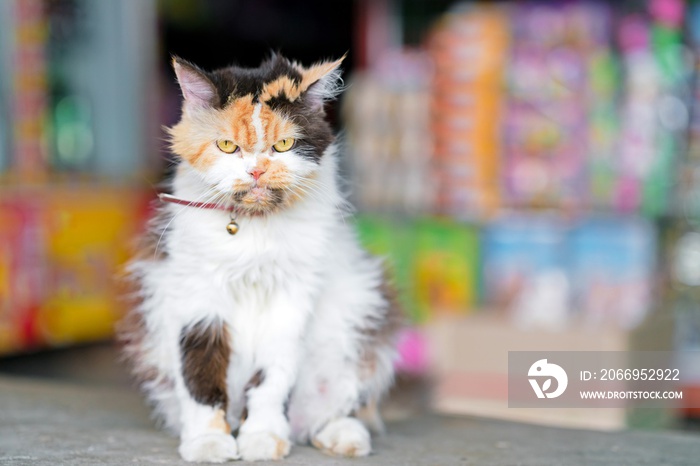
[129,144,397,462]
[312,417,371,457]
[238,432,290,462]
[251,103,265,153]
[179,433,239,463]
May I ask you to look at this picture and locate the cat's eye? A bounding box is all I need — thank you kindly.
[216,140,238,154]
[272,138,295,153]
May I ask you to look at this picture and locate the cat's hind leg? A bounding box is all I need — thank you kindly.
[288,340,395,458]
[288,276,402,458]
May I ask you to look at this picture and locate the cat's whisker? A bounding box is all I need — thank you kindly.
[213,191,233,211]
[299,176,352,226]
[291,177,332,203]
[153,186,220,259]
[287,182,323,203]
[287,173,327,193]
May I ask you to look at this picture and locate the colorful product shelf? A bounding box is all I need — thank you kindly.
[0,184,150,355]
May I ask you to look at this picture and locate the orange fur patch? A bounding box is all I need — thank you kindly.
[252,158,271,177]
[191,142,211,168]
[260,56,345,104]
[208,408,231,434]
[258,105,296,149]
[224,94,257,151]
[261,159,290,187]
[260,76,302,102]
[272,434,290,459]
[221,95,297,153]
[169,120,217,170]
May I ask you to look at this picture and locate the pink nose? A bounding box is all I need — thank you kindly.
[249,168,266,180]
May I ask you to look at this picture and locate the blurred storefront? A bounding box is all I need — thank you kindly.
[345,0,700,430]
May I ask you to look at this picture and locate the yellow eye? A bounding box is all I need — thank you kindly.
[272,138,295,153]
[216,140,238,154]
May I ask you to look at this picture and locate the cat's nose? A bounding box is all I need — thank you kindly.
[249,168,266,180]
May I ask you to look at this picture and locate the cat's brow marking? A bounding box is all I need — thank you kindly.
[251,103,265,153]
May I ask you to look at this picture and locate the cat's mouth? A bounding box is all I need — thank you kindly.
[249,186,268,198]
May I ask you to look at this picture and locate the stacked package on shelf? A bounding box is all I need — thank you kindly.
[355,216,417,321]
[10,0,49,181]
[0,196,43,354]
[617,0,690,216]
[616,13,660,213]
[412,218,480,320]
[503,2,613,210]
[482,214,657,329]
[356,215,480,324]
[482,215,568,329]
[343,50,433,214]
[584,4,620,209]
[646,0,690,216]
[427,4,509,220]
[569,217,657,329]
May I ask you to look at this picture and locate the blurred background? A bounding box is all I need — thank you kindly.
[2,0,700,437]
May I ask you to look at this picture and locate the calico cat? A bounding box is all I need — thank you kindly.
[119,54,402,463]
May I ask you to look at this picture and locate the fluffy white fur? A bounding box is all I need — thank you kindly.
[127,142,398,462]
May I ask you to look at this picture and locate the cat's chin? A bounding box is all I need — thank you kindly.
[233,186,289,216]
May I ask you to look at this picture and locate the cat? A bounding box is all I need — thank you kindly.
[118,53,403,463]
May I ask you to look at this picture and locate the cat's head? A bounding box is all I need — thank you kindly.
[167,53,344,216]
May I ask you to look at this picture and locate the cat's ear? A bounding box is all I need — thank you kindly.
[299,55,346,111]
[172,57,218,111]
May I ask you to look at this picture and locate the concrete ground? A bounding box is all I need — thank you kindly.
[0,345,699,465]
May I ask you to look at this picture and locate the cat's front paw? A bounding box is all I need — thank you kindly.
[179,432,239,463]
[312,417,371,458]
[237,431,291,461]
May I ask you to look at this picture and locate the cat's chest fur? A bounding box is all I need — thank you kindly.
[163,200,333,373]
[166,201,331,298]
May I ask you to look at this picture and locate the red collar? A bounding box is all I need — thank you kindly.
[157,193,232,211]
[158,193,243,235]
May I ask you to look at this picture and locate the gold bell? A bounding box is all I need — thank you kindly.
[226,221,239,235]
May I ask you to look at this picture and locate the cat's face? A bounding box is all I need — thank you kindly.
[168,54,344,215]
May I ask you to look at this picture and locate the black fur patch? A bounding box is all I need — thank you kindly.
[180,320,231,408]
[232,186,286,213]
[209,55,303,106]
[245,369,265,392]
